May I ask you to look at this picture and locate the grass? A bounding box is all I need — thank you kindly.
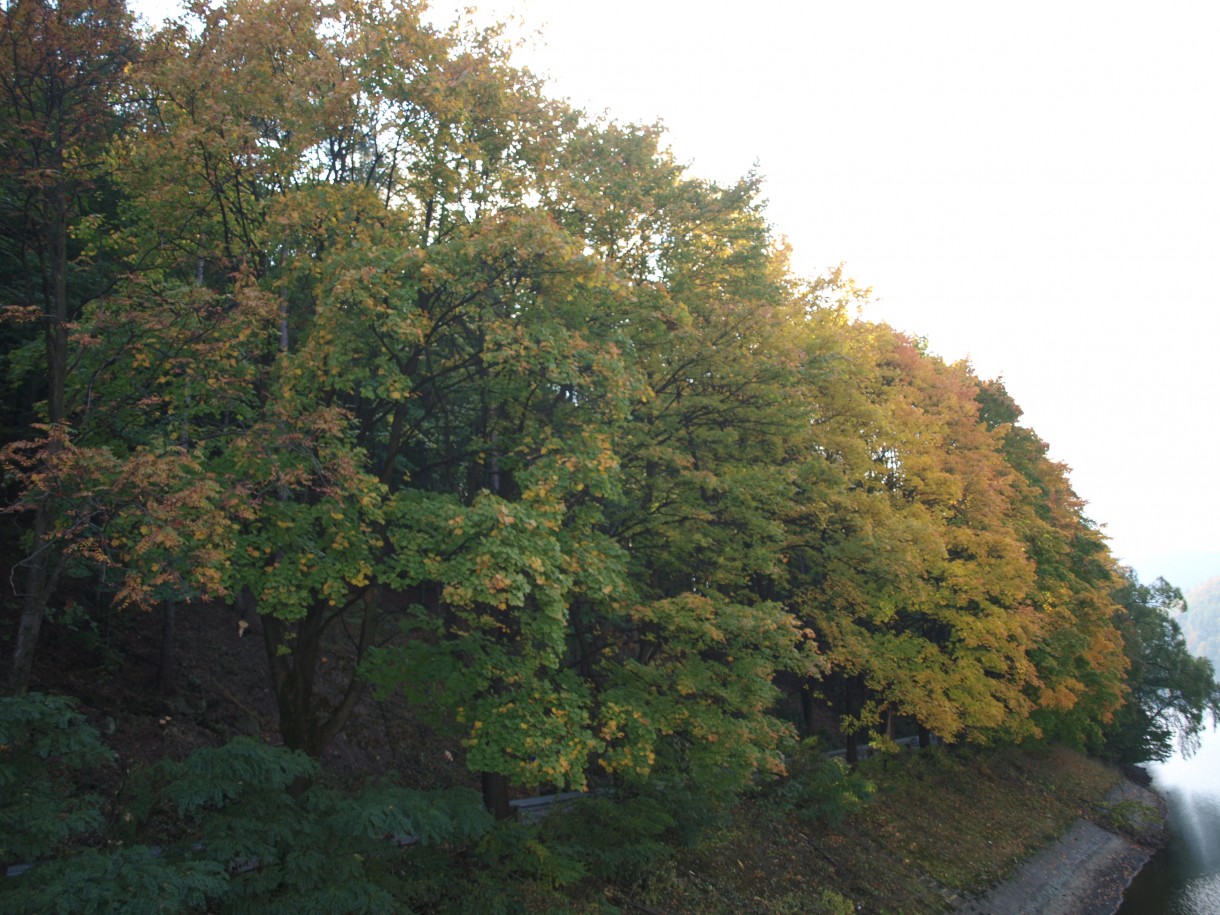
[608,742,1125,914]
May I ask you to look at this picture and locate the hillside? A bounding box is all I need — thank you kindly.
[646,746,1160,915]
[1183,577,1220,669]
[3,602,1162,914]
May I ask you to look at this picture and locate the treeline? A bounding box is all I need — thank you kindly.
[2,0,1216,836]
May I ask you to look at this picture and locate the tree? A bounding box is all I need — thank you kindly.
[368,122,820,811]
[553,130,819,796]
[1102,572,1220,763]
[974,378,1129,750]
[364,204,640,813]
[1,0,137,693]
[1181,576,1220,670]
[787,314,1043,757]
[99,0,576,757]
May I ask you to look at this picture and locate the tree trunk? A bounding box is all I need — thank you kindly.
[482,770,512,820]
[262,609,319,753]
[7,168,72,696]
[7,500,56,695]
[842,673,865,766]
[8,574,48,695]
[800,678,817,737]
[844,732,859,766]
[158,600,177,698]
[260,591,376,756]
[48,180,68,427]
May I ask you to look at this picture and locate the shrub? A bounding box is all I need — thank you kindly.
[768,742,875,826]
[0,692,227,914]
[0,692,114,863]
[538,795,676,886]
[0,692,497,915]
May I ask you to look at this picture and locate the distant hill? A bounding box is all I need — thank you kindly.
[1182,577,1220,670]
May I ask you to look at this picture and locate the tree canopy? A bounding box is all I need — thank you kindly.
[2,0,1216,846]
[1101,574,1220,763]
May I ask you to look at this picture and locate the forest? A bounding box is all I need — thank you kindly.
[1182,577,1220,670]
[2,1,1218,912]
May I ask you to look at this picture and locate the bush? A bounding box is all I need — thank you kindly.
[143,741,493,914]
[4,847,228,915]
[0,692,497,915]
[0,692,114,863]
[538,795,676,886]
[0,692,227,915]
[767,742,875,826]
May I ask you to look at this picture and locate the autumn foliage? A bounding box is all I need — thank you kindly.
[2,0,1214,850]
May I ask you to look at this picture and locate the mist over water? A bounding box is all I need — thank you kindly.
[1117,727,1220,914]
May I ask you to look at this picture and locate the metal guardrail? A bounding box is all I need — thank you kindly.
[509,790,592,823]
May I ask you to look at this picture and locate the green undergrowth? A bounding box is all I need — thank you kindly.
[2,692,1134,915]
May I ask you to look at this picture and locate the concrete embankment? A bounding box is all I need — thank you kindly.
[956,780,1167,915]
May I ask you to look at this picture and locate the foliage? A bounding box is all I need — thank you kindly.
[538,795,676,886]
[141,740,494,914]
[766,741,875,827]
[0,692,498,915]
[4,847,229,915]
[1102,572,1220,762]
[0,693,229,915]
[975,378,1129,750]
[1182,576,1220,670]
[0,1,1194,886]
[0,692,114,862]
[786,315,1046,751]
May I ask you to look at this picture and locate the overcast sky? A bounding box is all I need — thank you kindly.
[135,0,1220,583]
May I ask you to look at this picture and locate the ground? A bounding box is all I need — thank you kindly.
[613,745,1162,914]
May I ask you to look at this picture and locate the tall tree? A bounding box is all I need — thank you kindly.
[975,379,1129,749]
[789,316,1042,755]
[1102,572,1220,762]
[551,126,819,793]
[1,0,136,693]
[368,122,821,808]
[110,0,570,754]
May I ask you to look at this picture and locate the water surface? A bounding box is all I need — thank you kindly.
[1117,726,1220,914]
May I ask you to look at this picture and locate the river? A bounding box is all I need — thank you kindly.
[1116,725,1220,914]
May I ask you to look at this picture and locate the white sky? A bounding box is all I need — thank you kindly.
[134,0,1220,581]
